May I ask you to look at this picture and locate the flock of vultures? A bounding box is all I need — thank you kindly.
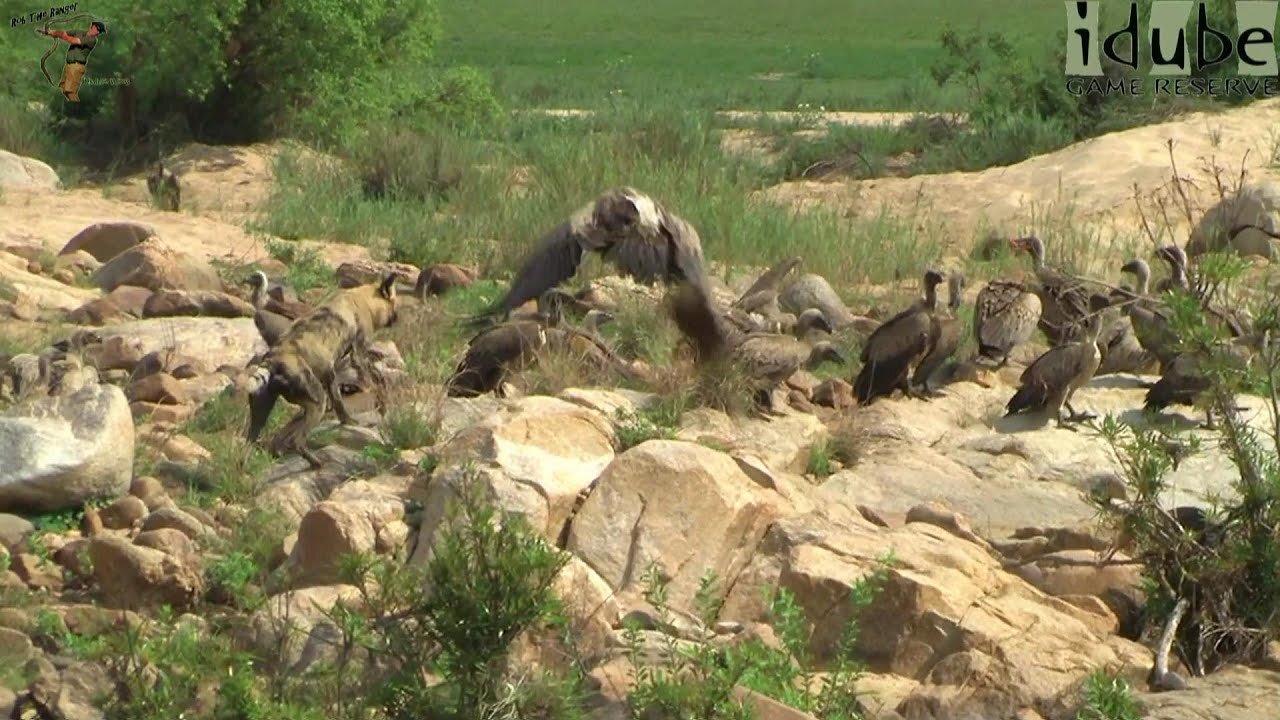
[240,187,1266,436]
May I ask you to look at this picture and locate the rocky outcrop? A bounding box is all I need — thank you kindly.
[90,238,225,294]
[86,317,266,375]
[0,150,59,191]
[58,221,157,263]
[410,395,616,563]
[1187,181,1280,259]
[567,439,789,610]
[0,382,134,513]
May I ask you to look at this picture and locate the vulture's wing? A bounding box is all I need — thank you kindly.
[1017,342,1090,391]
[467,221,587,328]
[669,280,734,362]
[735,335,805,384]
[860,305,928,365]
[733,256,801,309]
[608,208,707,288]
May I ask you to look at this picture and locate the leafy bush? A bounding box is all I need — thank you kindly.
[625,559,889,720]
[1093,254,1280,675]
[24,0,502,165]
[1074,669,1141,720]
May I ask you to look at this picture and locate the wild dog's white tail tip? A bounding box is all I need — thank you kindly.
[245,364,272,395]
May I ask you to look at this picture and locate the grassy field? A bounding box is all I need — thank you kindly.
[440,0,1067,111]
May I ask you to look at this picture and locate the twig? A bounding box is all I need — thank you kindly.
[1150,597,1190,689]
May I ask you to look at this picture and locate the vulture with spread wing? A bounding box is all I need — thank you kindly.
[468,187,707,327]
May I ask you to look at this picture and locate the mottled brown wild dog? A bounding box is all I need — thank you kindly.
[244,273,401,467]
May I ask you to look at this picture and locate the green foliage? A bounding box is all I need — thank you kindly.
[1093,255,1280,674]
[10,0,502,167]
[204,506,291,610]
[265,239,335,292]
[179,392,284,503]
[382,406,439,450]
[357,442,400,473]
[625,560,889,720]
[420,474,571,714]
[614,402,683,451]
[257,104,946,291]
[349,123,471,203]
[1074,669,1141,720]
[439,0,1065,111]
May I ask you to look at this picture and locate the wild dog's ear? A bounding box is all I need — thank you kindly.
[379,272,397,301]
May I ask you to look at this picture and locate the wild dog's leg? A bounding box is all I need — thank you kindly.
[327,369,356,425]
[327,338,359,425]
[347,339,390,416]
[269,364,329,467]
[245,382,281,443]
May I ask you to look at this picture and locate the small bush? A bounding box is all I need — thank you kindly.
[418,65,507,134]
[1074,669,1141,720]
[614,402,683,451]
[350,124,469,203]
[625,558,889,720]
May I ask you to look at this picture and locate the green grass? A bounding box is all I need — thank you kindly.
[441,0,1067,111]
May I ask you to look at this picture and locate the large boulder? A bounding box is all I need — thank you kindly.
[0,150,59,191]
[90,238,225,293]
[58,221,158,263]
[566,439,789,612]
[410,395,616,564]
[0,260,97,313]
[142,289,255,319]
[0,382,134,513]
[284,480,407,587]
[818,379,1256,536]
[676,406,828,473]
[1187,181,1280,259]
[86,317,266,374]
[721,494,1149,719]
[88,534,204,610]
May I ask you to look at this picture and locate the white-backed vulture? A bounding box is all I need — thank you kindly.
[853,269,945,405]
[1010,235,1092,346]
[468,187,707,327]
[973,279,1042,367]
[1004,293,1113,428]
[668,279,845,414]
[913,271,966,393]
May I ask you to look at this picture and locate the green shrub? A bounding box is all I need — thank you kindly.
[1093,251,1280,675]
[1075,669,1141,720]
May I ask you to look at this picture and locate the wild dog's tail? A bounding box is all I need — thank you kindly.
[244,360,284,443]
[244,362,274,397]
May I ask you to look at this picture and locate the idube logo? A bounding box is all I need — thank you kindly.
[1064,1,1280,97]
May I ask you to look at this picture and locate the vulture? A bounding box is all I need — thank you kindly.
[1096,315,1158,377]
[972,279,1042,367]
[1142,339,1253,429]
[912,271,966,394]
[1154,245,1251,338]
[446,290,615,398]
[467,187,707,327]
[1004,293,1113,428]
[787,308,836,341]
[1116,259,1179,373]
[544,308,648,382]
[852,269,946,405]
[732,255,802,318]
[1153,245,1187,294]
[668,279,846,414]
[247,271,312,348]
[445,289,619,397]
[1011,235,1092,346]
